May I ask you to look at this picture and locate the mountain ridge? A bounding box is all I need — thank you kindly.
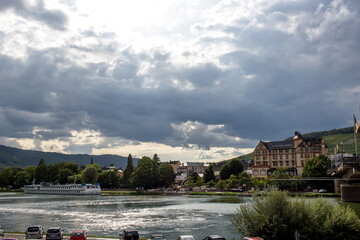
[0,145,137,170]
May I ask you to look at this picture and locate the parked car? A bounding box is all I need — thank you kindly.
[0,225,4,237]
[147,234,166,240]
[176,235,195,240]
[319,189,327,193]
[203,235,226,240]
[243,238,264,240]
[230,187,245,192]
[46,227,63,240]
[25,225,44,239]
[70,231,86,240]
[119,230,139,240]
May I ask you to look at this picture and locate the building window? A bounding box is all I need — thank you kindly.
[260,170,266,176]
[286,155,289,160]
[280,156,283,160]
[292,155,295,160]
[253,170,259,176]
[286,161,289,166]
[280,161,283,166]
[273,161,278,167]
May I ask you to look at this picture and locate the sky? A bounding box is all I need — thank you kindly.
[0,0,359,162]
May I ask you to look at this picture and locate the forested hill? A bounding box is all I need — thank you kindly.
[0,145,137,169]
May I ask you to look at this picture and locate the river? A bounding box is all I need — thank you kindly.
[0,193,248,239]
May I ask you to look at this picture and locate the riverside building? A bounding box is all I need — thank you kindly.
[252,131,329,177]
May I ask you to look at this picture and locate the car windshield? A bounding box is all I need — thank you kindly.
[48,229,60,233]
[72,232,84,236]
[28,227,40,232]
[182,238,194,240]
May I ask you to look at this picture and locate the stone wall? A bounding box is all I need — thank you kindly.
[341,184,360,202]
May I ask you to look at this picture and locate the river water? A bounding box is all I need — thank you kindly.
[0,193,249,239]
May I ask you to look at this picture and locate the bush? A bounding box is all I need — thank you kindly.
[232,188,360,240]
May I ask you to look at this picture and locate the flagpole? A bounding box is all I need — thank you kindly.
[356,122,358,158]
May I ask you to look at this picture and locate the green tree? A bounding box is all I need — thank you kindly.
[35,158,47,183]
[303,155,330,177]
[57,168,74,184]
[159,163,175,187]
[153,153,160,164]
[98,170,120,189]
[220,164,231,180]
[25,166,36,182]
[216,179,227,190]
[203,165,216,183]
[238,171,251,188]
[14,170,31,188]
[123,154,134,186]
[228,158,244,176]
[82,166,98,184]
[131,156,160,189]
[226,174,240,189]
[68,174,82,184]
[1,167,22,188]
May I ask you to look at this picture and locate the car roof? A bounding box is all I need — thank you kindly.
[209,236,225,239]
[72,230,84,233]
[48,227,62,229]
[180,236,194,238]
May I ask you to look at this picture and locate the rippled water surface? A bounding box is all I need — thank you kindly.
[0,193,250,239]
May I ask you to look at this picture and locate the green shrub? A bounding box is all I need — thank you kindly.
[232,188,360,240]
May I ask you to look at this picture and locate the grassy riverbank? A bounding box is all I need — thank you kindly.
[101,190,341,198]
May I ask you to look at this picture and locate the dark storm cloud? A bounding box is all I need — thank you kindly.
[0,0,360,151]
[0,0,68,31]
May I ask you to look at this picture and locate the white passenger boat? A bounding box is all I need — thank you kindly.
[23,182,101,195]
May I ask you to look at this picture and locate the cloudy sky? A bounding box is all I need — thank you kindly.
[0,0,359,162]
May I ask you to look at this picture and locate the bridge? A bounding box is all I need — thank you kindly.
[334,157,360,202]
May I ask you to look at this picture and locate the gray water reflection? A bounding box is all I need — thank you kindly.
[0,193,249,239]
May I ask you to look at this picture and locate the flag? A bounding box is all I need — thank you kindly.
[354,114,360,133]
[336,144,339,153]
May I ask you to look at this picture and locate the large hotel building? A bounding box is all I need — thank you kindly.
[252,131,329,177]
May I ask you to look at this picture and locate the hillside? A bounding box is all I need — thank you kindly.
[286,127,359,155]
[238,127,359,161]
[0,145,137,170]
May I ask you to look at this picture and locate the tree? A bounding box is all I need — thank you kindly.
[68,174,82,184]
[216,179,227,190]
[35,158,47,183]
[57,168,74,184]
[14,170,31,188]
[228,158,244,176]
[226,174,240,189]
[82,166,98,184]
[98,170,120,189]
[131,156,160,189]
[123,154,134,186]
[203,165,216,183]
[25,166,36,183]
[153,154,160,164]
[159,163,175,187]
[303,155,330,177]
[220,158,244,180]
[220,164,231,180]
